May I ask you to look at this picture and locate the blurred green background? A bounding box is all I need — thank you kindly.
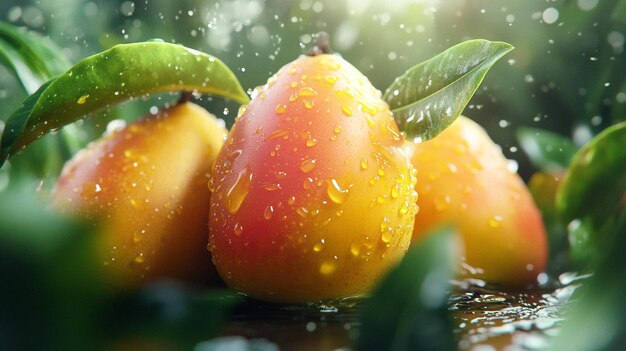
[1,0,624,182]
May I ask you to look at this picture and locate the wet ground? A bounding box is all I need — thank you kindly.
[218,273,588,351]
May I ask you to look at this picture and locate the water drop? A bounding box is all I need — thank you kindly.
[326,178,350,204]
[319,261,337,275]
[226,166,253,214]
[234,222,243,236]
[300,158,317,173]
[275,104,287,114]
[264,205,274,219]
[342,105,353,116]
[488,215,503,228]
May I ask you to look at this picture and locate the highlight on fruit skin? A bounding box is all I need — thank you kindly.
[208,53,418,303]
[52,102,227,289]
[409,116,548,287]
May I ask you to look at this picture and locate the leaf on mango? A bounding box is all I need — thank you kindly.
[383,39,513,142]
[356,226,459,351]
[517,127,578,172]
[0,41,250,167]
[556,121,626,227]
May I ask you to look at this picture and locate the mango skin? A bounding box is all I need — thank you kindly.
[52,102,226,289]
[209,54,418,303]
[410,116,547,287]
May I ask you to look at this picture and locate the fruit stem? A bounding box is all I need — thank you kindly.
[308,32,332,56]
[178,91,194,104]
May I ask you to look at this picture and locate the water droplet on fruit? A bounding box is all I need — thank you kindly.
[326,178,349,204]
[488,215,503,228]
[381,230,392,244]
[319,261,337,275]
[298,87,317,97]
[313,239,325,252]
[334,125,342,134]
[275,104,287,114]
[360,158,369,170]
[391,184,400,198]
[434,196,451,212]
[303,100,315,109]
[306,137,318,147]
[226,166,253,214]
[324,75,338,84]
[296,207,309,218]
[350,243,361,257]
[342,105,353,116]
[266,129,289,141]
[300,158,317,173]
[264,205,274,219]
[134,253,145,264]
[234,222,243,236]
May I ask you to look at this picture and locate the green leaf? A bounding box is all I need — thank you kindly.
[0,41,250,167]
[0,21,70,93]
[556,121,626,227]
[546,213,626,351]
[517,127,578,172]
[383,39,513,142]
[357,227,459,351]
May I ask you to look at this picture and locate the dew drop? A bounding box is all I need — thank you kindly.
[77,94,90,104]
[319,261,337,275]
[300,158,317,173]
[134,254,145,264]
[326,178,350,204]
[226,166,253,214]
[234,222,244,236]
[266,129,289,141]
[350,243,361,257]
[342,105,353,116]
[488,215,503,228]
[298,87,317,97]
[313,239,325,252]
[264,205,274,219]
[275,104,287,114]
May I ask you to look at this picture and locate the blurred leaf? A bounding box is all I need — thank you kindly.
[0,179,104,350]
[0,41,250,167]
[109,282,241,349]
[383,40,513,141]
[556,121,626,227]
[517,127,578,172]
[546,212,626,351]
[194,336,279,351]
[0,21,70,93]
[356,226,458,351]
[528,171,570,273]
